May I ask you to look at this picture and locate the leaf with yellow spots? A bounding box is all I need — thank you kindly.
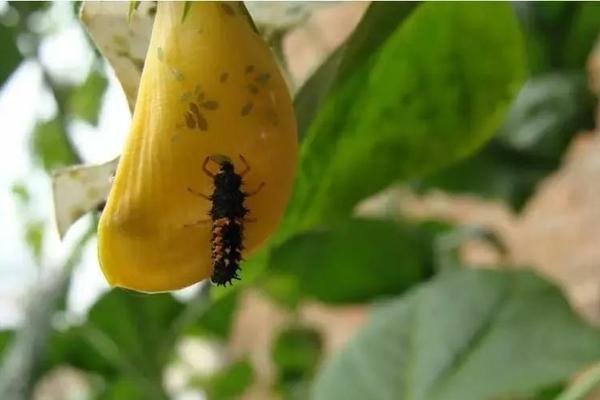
[97,2,297,292]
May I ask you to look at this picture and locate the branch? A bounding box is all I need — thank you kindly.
[0,222,96,400]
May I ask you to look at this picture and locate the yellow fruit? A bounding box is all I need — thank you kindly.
[97,2,297,292]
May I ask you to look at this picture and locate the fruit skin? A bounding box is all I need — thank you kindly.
[97,2,297,292]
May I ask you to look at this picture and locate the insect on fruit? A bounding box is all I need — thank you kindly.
[186,154,264,286]
[97,2,297,292]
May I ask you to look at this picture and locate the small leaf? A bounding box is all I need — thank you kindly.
[0,331,14,357]
[181,1,192,23]
[127,1,141,23]
[68,66,108,126]
[313,269,600,400]
[564,3,600,68]
[51,158,117,238]
[10,182,30,205]
[30,117,76,172]
[272,326,322,399]
[205,359,254,400]
[0,24,22,88]
[25,220,44,263]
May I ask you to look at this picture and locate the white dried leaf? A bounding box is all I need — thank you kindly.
[52,158,118,238]
[246,1,336,34]
[79,1,155,111]
[52,2,154,238]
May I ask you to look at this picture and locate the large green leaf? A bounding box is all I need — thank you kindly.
[313,269,600,400]
[294,2,417,139]
[83,290,182,380]
[43,290,182,398]
[264,219,438,305]
[281,2,526,237]
[43,326,118,379]
[433,3,596,210]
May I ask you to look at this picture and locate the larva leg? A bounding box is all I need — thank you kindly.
[184,219,210,227]
[202,156,216,178]
[238,154,251,177]
[245,182,265,197]
[187,187,211,200]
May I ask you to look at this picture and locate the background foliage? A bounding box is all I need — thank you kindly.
[0,2,599,400]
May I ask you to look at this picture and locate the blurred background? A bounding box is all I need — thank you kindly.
[0,1,599,399]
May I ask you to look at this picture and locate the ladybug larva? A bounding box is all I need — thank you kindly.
[186,154,264,286]
[97,2,297,292]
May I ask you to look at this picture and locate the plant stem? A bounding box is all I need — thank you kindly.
[556,363,600,400]
[0,222,95,400]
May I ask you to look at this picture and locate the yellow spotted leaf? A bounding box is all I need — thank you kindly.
[98,2,297,292]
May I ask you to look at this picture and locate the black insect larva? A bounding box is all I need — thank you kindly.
[187,154,264,286]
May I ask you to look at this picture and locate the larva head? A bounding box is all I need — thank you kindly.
[210,153,232,167]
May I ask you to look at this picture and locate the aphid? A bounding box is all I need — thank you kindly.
[187,154,264,286]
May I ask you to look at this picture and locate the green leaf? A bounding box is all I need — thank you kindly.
[281,2,526,237]
[272,326,322,400]
[128,1,141,23]
[313,269,600,400]
[418,72,594,210]
[498,73,593,160]
[24,220,44,264]
[205,359,254,400]
[187,290,240,339]
[265,219,438,305]
[0,24,21,88]
[85,290,182,379]
[181,2,192,23]
[534,383,567,400]
[44,326,118,378]
[68,66,108,126]
[30,117,76,172]
[516,3,599,73]
[563,3,600,68]
[98,377,147,400]
[294,46,343,140]
[44,290,183,397]
[294,2,417,139]
[0,331,13,357]
[10,182,30,205]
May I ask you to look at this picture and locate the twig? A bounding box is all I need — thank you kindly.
[555,362,600,400]
[0,223,95,400]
